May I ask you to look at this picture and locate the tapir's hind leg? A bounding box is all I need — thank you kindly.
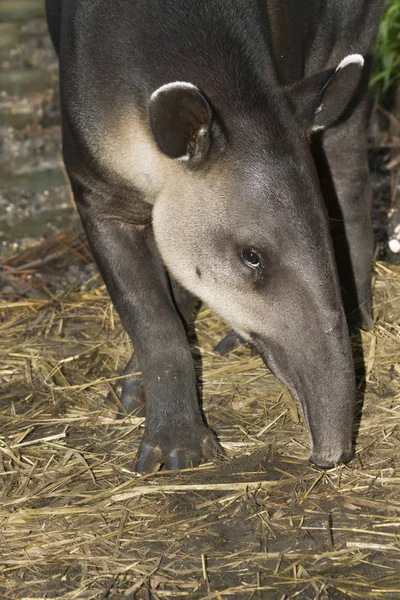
[77,196,223,473]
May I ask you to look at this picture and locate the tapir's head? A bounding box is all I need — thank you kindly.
[150,56,365,468]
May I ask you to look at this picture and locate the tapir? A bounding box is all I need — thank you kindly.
[45,0,383,473]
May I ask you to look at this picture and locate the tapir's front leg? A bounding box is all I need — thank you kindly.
[78,199,223,473]
[108,278,198,416]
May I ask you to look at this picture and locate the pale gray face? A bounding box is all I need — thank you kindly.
[153,172,260,337]
[152,152,341,341]
[153,162,280,338]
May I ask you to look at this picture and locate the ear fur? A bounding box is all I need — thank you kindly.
[149,82,212,162]
[287,54,365,132]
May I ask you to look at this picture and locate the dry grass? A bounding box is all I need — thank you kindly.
[1,236,400,599]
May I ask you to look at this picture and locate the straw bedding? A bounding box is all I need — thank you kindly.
[1,232,400,599]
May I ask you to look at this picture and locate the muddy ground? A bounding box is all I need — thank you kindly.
[1,4,400,600]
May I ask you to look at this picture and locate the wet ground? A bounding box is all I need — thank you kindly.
[0,0,78,258]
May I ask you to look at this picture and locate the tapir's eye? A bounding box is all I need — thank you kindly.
[242,248,262,270]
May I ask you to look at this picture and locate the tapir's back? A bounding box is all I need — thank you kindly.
[46,0,382,90]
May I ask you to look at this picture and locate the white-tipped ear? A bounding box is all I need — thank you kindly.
[287,53,365,132]
[149,81,212,162]
[150,81,199,102]
[336,54,364,71]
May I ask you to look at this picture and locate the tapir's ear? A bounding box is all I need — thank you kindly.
[287,54,365,132]
[149,82,212,161]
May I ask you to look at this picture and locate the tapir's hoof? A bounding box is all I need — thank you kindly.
[107,374,146,418]
[214,330,258,356]
[309,448,354,470]
[135,426,225,473]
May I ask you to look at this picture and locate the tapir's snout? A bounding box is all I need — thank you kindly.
[252,299,355,469]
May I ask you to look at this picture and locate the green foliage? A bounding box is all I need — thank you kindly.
[371,0,400,94]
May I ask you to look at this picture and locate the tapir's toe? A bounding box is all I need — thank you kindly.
[106,353,146,418]
[135,426,225,474]
[118,381,146,417]
[163,448,201,470]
